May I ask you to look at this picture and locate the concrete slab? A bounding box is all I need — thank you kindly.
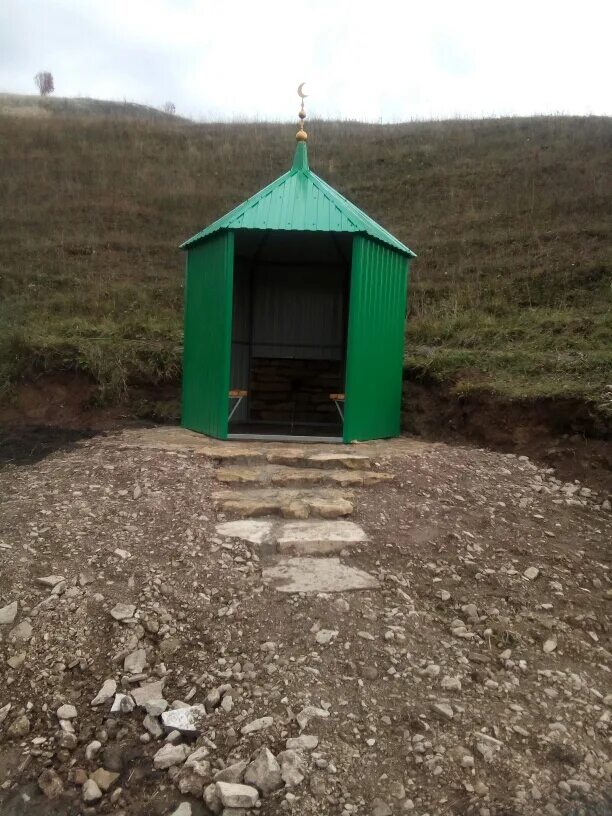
[212,488,353,519]
[305,452,371,470]
[215,519,368,555]
[215,520,274,544]
[277,520,368,555]
[215,465,392,488]
[110,427,434,462]
[263,557,379,593]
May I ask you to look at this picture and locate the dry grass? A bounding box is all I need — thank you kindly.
[0,103,610,413]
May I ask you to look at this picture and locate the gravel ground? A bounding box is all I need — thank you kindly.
[0,429,610,816]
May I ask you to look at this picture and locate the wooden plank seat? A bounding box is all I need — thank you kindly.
[330,393,345,421]
[229,389,248,420]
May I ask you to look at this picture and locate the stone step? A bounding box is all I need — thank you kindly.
[213,448,372,471]
[216,464,391,489]
[212,488,353,519]
[216,519,368,555]
[263,557,380,593]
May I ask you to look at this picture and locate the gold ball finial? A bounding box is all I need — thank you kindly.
[296,82,308,142]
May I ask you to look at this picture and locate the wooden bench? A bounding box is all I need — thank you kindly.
[330,393,345,421]
[229,389,248,420]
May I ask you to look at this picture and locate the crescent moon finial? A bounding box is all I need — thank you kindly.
[296,82,308,142]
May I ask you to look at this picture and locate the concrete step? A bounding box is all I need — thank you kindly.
[216,519,368,555]
[216,464,392,488]
[263,557,380,593]
[213,449,372,471]
[212,487,353,519]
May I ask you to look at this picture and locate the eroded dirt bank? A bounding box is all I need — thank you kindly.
[3,372,611,493]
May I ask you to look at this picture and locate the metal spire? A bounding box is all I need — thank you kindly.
[296,82,308,142]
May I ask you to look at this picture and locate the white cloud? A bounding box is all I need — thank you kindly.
[1,0,610,120]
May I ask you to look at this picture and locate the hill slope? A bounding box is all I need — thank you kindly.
[0,107,610,424]
[0,92,181,120]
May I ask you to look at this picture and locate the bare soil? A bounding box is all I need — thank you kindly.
[0,428,610,816]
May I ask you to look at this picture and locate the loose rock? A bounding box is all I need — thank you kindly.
[38,768,64,799]
[82,779,103,803]
[240,715,273,735]
[215,781,259,808]
[244,747,283,794]
[153,742,190,769]
[91,678,117,706]
[0,601,18,625]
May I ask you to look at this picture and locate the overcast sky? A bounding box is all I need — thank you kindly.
[1,0,611,122]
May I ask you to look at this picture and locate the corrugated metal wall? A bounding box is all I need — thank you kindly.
[343,236,409,442]
[181,232,234,439]
[251,265,345,360]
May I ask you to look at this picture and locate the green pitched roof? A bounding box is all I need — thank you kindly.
[181,142,415,257]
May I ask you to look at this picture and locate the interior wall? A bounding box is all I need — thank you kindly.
[251,265,345,360]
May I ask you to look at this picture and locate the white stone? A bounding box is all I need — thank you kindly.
[111,694,135,714]
[441,676,462,691]
[143,714,163,738]
[263,557,379,594]
[543,637,558,653]
[215,519,274,544]
[82,779,102,803]
[161,705,207,735]
[36,575,65,587]
[170,804,192,816]
[131,680,166,707]
[315,629,338,645]
[214,759,248,784]
[0,703,11,724]
[91,679,117,706]
[56,704,77,720]
[296,705,330,731]
[523,567,540,581]
[0,601,18,625]
[215,781,259,808]
[85,740,102,760]
[241,715,273,735]
[244,747,283,794]
[277,520,368,555]
[9,620,32,642]
[277,749,305,786]
[153,742,190,769]
[110,603,136,621]
[143,698,168,716]
[124,648,147,674]
[114,548,131,559]
[185,746,212,778]
[286,734,319,751]
[431,702,454,720]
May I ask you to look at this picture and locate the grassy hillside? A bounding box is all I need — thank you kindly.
[0,103,610,419]
[0,93,181,120]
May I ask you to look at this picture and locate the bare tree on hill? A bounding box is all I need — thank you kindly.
[34,71,54,96]
[162,101,176,115]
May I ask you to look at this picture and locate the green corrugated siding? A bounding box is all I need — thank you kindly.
[181,232,234,439]
[343,236,409,442]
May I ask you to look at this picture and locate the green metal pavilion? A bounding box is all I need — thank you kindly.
[180,100,415,443]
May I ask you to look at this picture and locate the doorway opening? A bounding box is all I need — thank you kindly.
[229,231,351,441]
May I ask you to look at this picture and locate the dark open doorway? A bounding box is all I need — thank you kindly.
[229,230,351,440]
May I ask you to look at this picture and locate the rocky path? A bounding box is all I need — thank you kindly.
[0,427,610,816]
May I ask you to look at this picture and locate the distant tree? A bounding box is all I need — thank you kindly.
[162,101,176,115]
[34,71,54,96]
